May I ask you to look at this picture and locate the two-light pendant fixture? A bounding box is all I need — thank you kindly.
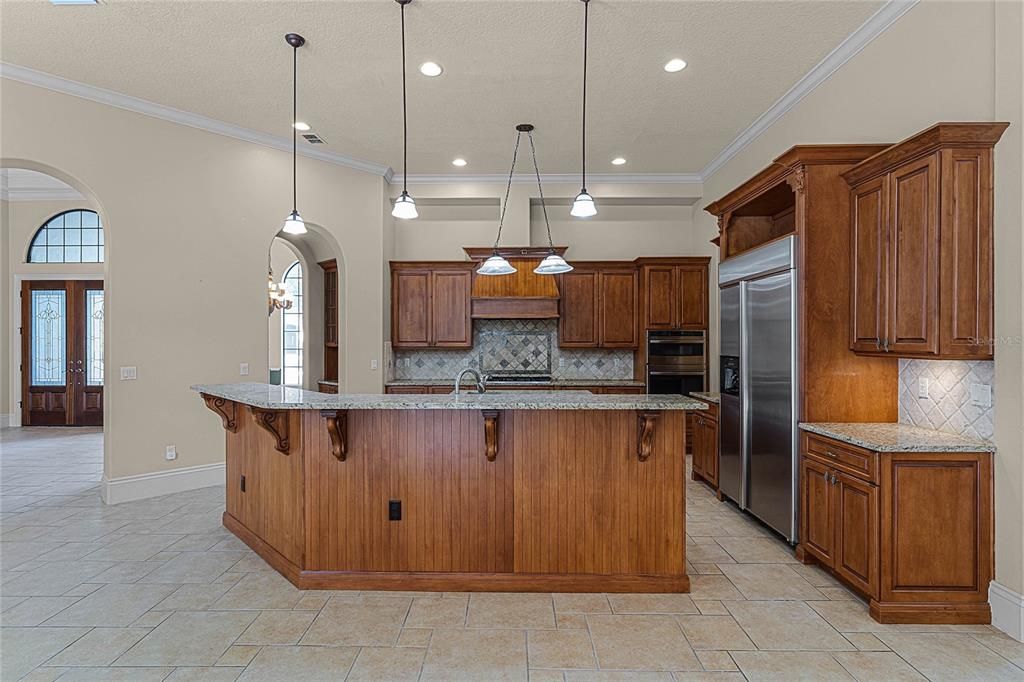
[282,33,307,235]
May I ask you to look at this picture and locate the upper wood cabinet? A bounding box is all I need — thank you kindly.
[843,122,1008,360]
[391,263,473,349]
[639,259,709,330]
[558,265,638,349]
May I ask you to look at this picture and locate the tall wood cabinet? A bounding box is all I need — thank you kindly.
[391,263,473,349]
[559,264,639,349]
[843,123,1008,359]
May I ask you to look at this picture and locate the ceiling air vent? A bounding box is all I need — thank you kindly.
[302,133,326,145]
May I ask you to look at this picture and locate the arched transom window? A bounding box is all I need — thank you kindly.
[28,210,104,264]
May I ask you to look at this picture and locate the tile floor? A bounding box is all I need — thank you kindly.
[2,426,1023,681]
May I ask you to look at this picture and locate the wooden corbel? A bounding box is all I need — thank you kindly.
[482,410,499,462]
[321,410,348,462]
[250,406,290,455]
[201,394,238,433]
[785,167,806,193]
[637,411,660,462]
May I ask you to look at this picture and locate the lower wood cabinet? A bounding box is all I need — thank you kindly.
[797,432,992,624]
[385,384,645,395]
[690,403,718,489]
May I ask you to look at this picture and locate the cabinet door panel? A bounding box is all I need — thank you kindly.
[559,270,599,347]
[888,154,939,354]
[800,457,835,564]
[644,266,676,329]
[431,270,472,348]
[834,472,878,596]
[704,418,718,487]
[392,270,431,348]
[850,176,889,353]
[689,414,704,476]
[600,270,639,348]
[677,266,708,329]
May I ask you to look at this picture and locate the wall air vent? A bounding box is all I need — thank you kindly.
[302,133,326,145]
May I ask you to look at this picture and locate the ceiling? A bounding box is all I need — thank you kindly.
[1,0,883,176]
[0,168,84,201]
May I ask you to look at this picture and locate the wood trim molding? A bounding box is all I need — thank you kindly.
[482,410,499,462]
[201,394,238,433]
[250,406,290,455]
[637,410,660,461]
[463,246,568,260]
[321,410,348,462]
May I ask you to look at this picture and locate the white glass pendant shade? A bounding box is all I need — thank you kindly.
[534,253,573,275]
[282,209,307,235]
[476,254,517,276]
[570,190,597,217]
[392,191,419,220]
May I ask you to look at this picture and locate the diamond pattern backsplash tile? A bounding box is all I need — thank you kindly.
[392,319,633,381]
[898,359,995,441]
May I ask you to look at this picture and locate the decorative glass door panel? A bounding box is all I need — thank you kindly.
[21,280,104,426]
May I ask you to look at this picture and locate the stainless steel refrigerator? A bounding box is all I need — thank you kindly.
[718,235,799,542]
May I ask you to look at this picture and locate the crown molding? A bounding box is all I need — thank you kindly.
[0,62,392,178]
[699,0,919,180]
[399,173,703,186]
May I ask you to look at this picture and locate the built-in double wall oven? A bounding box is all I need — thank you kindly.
[645,330,707,395]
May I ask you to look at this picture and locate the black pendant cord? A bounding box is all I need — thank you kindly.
[493,131,522,250]
[526,131,555,252]
[400,1,409,194]
[581,0,589,192]
[292,43,298,213]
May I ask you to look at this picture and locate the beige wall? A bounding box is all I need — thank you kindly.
[693,0,1023,598]
[1,199,8,421]
[1,79,387,480]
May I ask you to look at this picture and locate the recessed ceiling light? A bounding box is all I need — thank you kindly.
[419,62,443,77]
[611,157,627,166]
[293,121,311,131]
[664,58,687,73]
[452,158,468,167]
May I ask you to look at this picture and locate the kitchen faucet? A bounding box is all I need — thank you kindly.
[454,368,487,396]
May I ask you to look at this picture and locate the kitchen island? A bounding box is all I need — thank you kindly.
[193,383,706,592]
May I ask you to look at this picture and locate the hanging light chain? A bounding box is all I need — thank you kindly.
[526,131,555,252]
[492,130,522,250]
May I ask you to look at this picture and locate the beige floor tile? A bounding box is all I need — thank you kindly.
[397,628,432,647]
[47,627,151,666]
[237,645,358,681]
[876,632,1024,681]
[468,592,556,628]
[790,563,844,587]
[81,533,181,561]
[730,651,853,680]
[691,563,723,575]
[973,632,1024,667]
[725,601,853,651]
[528,629,597,669]
[832,651,926,680]
[558,613,589,629]
[563,672,674,681]
[718,563,825,600]
[212,571,303,610]
[688,575,744,601]
[685,544,735,564]
[694,600,729,616]
[19,666,68,682]
[57,666,177,681]
[156,584,234,611]
[607,594,698,615]
[0,626,90,680]
[141,550,246,584]
[115,611,258,666]
[553,593,611,613]
[421,628,528,681]
[587,614,700,671]
[715,537,798,563]
[215,645,260,667]
[131,610,173,627]
[0,595,79,626]
[1,560,114,596]
[819,587,858,600]
[235,609,316,645]
[348,646,426,681]
[166,667,245,681]
[807,600,899,633]
[405,595,467,627]
[677,615,755,650]
[843,632,891,651]
[300,598,409,646]
[529,670,566,682]
[44,583,177,627]
[294,593,330,610]
[695,650,738,671]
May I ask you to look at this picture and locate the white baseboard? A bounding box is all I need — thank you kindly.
[0,414,15,428]
[101,462,225,505]
[990,580,1024,642]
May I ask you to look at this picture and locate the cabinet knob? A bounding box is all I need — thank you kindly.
[826,450,836,458]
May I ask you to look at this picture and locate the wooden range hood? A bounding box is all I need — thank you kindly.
[464,246,566,319]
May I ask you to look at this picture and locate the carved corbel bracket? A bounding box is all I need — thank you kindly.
[785,167,806,194]
[321,410,348,462]
[201,394,238,433]
[637,410,660,462]
[250,406,290,455]
[482,410,500,462]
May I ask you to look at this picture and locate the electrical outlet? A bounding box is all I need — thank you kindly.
[165,445,177,461]
[918,377,930,399]
[559,358,565,368]
[239,363,249,376]
[388,499,402,521]
[969,383,992,408]
[119,366,137,380]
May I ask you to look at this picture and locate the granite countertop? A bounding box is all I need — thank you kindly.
[385,379,646,387]
[690,391,720,404]
[194,383,708,412]
[799,422,995,453]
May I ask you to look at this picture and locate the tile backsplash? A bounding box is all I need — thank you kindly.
[392,320,634,382]
[898,359,994,440]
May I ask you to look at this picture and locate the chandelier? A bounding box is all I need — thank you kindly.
[268,270,293,315]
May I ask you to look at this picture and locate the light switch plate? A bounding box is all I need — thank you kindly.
[165,445,177,461]
[918,377,930,399]
[969,383,992,408]
[239,363,249,376]
[371,359,379,370]
[120,366,137,380]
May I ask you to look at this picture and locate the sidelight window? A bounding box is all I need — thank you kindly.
[27,210,104,263]
[282,261,303,387]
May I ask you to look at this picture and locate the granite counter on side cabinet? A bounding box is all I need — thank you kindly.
[799,422,996,452]
[690,391,720,404]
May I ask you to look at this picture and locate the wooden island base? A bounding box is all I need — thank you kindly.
[200,390,695,593]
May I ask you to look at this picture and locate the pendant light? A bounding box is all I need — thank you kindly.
[282,33,307,235]
[391,0,418,220]
[570,0,597,218]
[526,127,572,275]
[476,126,523,276]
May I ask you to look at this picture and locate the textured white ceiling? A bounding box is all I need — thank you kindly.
[1,0,883,175]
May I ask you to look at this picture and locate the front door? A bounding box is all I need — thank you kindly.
[21,280,104,426]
